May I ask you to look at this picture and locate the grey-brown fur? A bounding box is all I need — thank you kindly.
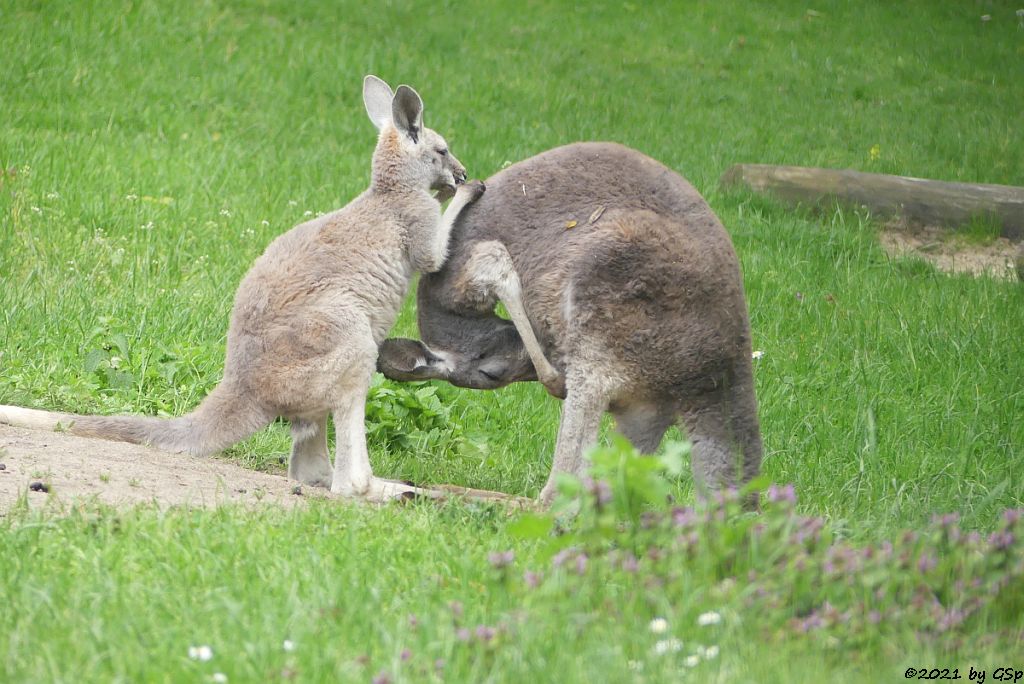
[0,75,485,501]
[378,142,762,503]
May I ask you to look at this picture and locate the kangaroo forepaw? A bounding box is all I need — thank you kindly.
[458,179,486,203]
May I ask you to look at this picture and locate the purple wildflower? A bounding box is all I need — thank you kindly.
[937,607,967,632]
[400,649,412,662]
[917,552,937,573]
[1004,508,1023,525]
[621,553,639,573]
[574,553,589,575]
[488,550,515,569]
[793,516,824,545]
[932,512,960,527]
[552,548,573,568]
[796,612,824,632]
[672,506,697,528]
[988,530,1014,550]
[456,628,471,643]
[372,672,391,684]
[767,483,797,505]
[474,625,497,642]
[524,570,543,588]
[713,487,740,506]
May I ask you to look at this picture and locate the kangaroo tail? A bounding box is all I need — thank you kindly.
[0,384,274,456]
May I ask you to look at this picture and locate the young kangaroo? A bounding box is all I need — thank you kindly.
[378,142,762,505]
[0,75,485,501]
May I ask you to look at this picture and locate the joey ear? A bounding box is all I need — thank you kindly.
[363,75,395,131]
[391,85,424,144]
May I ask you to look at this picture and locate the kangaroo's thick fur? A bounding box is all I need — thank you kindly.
[0,75,485,501]
[378,142,763,504]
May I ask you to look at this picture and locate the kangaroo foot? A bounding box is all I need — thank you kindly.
[539,370,567,399]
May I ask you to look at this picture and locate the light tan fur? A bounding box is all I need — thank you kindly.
[0,75,486,501]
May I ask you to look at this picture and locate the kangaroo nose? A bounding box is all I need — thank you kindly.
[455,169,467,184]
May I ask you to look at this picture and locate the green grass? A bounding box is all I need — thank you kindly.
[1,0,1023,680]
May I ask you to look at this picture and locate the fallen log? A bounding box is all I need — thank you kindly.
[720,164,1024,241]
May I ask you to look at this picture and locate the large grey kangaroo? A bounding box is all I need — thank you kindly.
[0,75,486,501]
[378,142,763,504]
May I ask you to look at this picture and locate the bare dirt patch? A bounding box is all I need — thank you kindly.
[879,224,1022,279]
[0,424,328,516]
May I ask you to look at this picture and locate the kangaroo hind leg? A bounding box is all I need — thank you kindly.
[538,370,610,505]
[288,414,333,488]
[681,399,762,509]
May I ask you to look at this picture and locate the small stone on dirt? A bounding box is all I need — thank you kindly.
[29,481,50,493]
[291,485,303,496]
[0,463,6,471]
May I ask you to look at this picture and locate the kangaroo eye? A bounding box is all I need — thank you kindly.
[436,148,448,157]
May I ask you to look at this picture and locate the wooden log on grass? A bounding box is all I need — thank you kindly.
[720,164,1024,241]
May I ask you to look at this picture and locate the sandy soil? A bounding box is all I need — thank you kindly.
[879,224,1021,279]
[0,423,530,517]
[0,424,326,516]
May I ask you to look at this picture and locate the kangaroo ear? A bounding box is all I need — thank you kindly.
[377,338,450,381]
[391,85,424,144]
[363,75,394,131]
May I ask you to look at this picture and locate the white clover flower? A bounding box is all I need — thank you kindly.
[220,209,232,218]
[648,617,669,634]
[697,611,722,626]
[653,638,683,655]
[627,659,644,672]
[751,350,765,360]
[261,220,270,227]
[109,356,122,369]
[684,655,700,667]
[31,206,42,214]
[702,645,719,659]
[288,200,298,207]
[283,639,295,652]
[212,674,228,683]
[125,194,138,201]
[188,645,213,661]
[46,191,60,200]
[303,210,313,217]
